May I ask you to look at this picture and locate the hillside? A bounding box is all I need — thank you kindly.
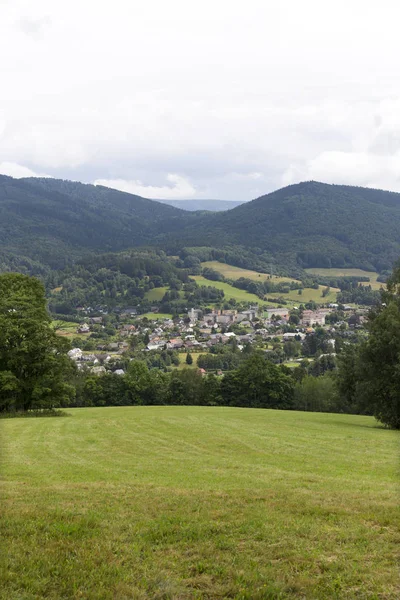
[182,181,400,271]
[0,176,192,271]
[155,198,245,211]
[2,177,400,273]
[3,407,399,599]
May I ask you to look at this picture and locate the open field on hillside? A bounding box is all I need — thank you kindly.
[2,407,399,599]
[305,268,385,290]
[144,286,169,301]
[52,320,87,338]
[199,263,338,304]
[267,286,339,304]
[192,276,264,304]
[176,352,199,369]
[201,261,296,283]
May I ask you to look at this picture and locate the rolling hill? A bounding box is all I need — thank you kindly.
[0,175,192,271]
[179,181,400,271]
[1,176,400,273]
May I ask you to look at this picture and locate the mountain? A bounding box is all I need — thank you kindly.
[0,176,193,271]
[178,181,400,271]
[155,199,245,211]
[1,176,400,274]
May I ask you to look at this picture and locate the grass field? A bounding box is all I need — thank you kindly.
[267,286,339,304]
[176,352,199,369]
[52,320,87,338]
[305,268,385,291]
[144,287,169,301]
[199,264,338,305]
[2,407,399,599]
[201,262,296,284]
[138,312,173,320]
[192,276,266,304]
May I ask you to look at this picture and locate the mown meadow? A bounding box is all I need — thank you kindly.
[2,407,399,599]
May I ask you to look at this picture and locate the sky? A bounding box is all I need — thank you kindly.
[1,0,400,200]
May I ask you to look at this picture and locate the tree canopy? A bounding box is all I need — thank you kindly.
[0,273,75,412]
[336,263,400,428]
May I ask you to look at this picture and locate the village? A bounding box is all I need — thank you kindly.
[67,302,368,376]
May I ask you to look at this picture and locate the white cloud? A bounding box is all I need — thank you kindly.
[2,1,400,197]
[283,151,400,192]
[94,174,196,200]
[0,161,50,179]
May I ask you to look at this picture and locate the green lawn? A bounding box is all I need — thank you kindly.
[267,286,339,304]
[305,268,385,291]
[2,407,399,599]
[192,276,264,304]
[138,312,173,320]
[201,261,297,284]
[176,352,199,369]
[144,287,169,301]
[198,266,338,305]
[52,320,88,339]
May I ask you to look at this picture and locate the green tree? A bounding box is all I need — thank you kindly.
[220,354,294,409]
[337,263,400,428]
[186,352,193,365]
[0,273,75,411]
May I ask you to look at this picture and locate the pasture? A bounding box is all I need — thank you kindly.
[305,268,385,290]
[192,276,264,304]
[199,264,339,304]
[144,286,169,302]
[2,407,399,599]
[201,261,296,284]
[267,286,339,304]
[138,312,173,321]
[51,320,87,339]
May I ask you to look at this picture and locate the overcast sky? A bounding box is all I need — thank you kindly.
[1,0,400,200]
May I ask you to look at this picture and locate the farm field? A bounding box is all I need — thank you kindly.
[144,286,169,301]
[305,268,385,290]
[192,275,264,304]
[267,285,339,304]
[199,264,339,304]
[201,261,296,283]
[2,406,399,599]
[52,320,87,339]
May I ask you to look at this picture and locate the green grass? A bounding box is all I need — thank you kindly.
[305,268,385,291]
[138,312,173,320]
[201,261,296,283]
[198,264,338,305]
[193,276,264,304]
[52,320,88,339]
[2,406,399,599]
[144,287,169,301]
[175,352,199,370]
[267,286,339,304]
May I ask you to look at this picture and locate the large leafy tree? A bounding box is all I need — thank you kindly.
[354,265,400,428]
[0,273,75,411]
[337,264,400,428]
[221,354,294,409]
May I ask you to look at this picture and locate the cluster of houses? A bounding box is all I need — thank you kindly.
[68,300,369,375]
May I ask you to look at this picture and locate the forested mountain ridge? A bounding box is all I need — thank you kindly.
[1,176,400,273]
[180,181,400,271]
[0,175,192,271]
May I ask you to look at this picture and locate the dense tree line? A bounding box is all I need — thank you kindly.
[335,264,400,428]
[337,285,381,306]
